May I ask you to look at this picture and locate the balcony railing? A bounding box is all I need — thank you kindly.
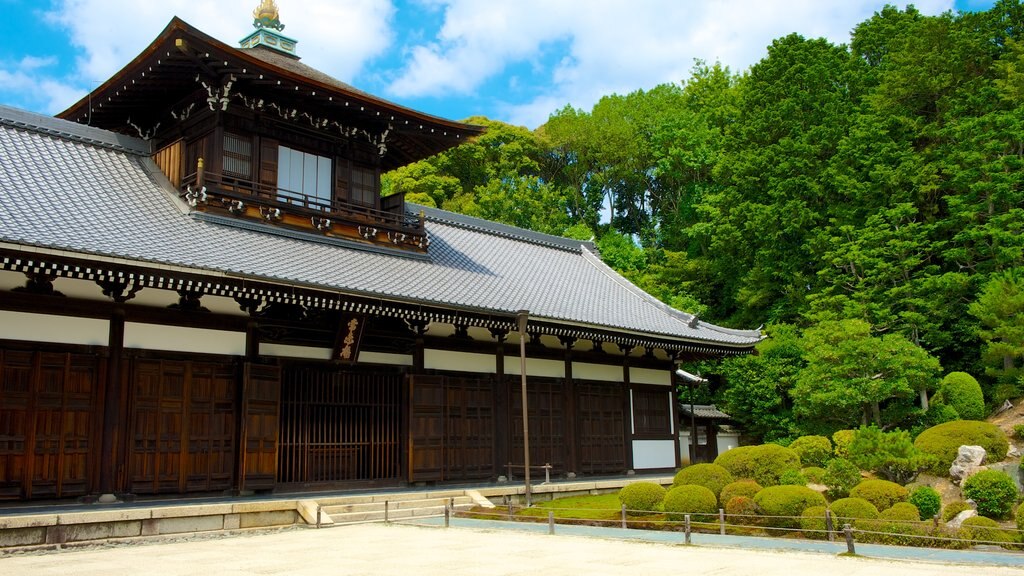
[181,170,424,235]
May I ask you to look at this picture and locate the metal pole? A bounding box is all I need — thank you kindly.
[517,310,531,508]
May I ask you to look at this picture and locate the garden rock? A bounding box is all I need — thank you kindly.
[946,508,977,530]
[949,445,986,485]
[1008,444,1020,458]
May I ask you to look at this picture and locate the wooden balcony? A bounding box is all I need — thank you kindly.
[180,171,429,251]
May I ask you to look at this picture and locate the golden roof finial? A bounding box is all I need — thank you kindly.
[253,0,284,31]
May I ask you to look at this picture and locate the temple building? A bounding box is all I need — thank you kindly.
[0,7,762,502]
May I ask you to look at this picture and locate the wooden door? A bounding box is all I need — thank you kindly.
[241,363,280,491]
[408,374,445,482]
[509,377,566,476]
[444,377,495,481]
[576,380,626,475]
[0,348,99,500]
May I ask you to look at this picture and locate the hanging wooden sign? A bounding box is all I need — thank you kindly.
[332,313,366,364]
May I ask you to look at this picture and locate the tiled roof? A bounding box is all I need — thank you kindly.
[0,105,763,348]
[678,404,733,420]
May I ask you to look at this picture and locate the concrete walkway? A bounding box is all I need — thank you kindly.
[0,522,1019,576]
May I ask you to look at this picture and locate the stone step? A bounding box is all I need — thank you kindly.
[322,496,472,516]
[314,489,470,507]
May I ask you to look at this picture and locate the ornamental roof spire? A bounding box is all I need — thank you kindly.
[241,0,298,59]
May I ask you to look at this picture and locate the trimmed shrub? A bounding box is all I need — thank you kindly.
[800,505,828,539]
[720,480,763,505]
[618,482,666,514]
[914,420,1008,475]
[908,486,941,520]
[778,469,807,486]
[848,425,935,485]
[942,500,972,522]
[864,503,925,546]
[829,497,879,525]
[933,372,985,421]
[823,458,862,500]
[850,479,909,512]
[725,495,759,526]
[962,469,1019,519]
[801,466,827,484]
[1013,423,1024,440]
[789,436,833,468]
[881,502,921,521]
[958,516,1013,544]
[663,485,717,522]
[753,485,826,529]
[672,463,734,503]
[1016,502,1024,533]
[832,430,855,458]
[714,444,801,487]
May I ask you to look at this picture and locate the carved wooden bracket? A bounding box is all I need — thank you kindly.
[97,279,142,303]
[14,273,65,297]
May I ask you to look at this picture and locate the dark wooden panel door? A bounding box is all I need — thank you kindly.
[129,358,237,495]
[509,377,566,476]
[0,348,99,500]
[241,363,280,491]
[576,380,626,475]
[408,374,445,482]
[445,377,495,481]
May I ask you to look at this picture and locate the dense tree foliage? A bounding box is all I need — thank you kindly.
[384,2,1024,440]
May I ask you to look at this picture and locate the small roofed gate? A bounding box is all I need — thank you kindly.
[509,377,566,476]
[408,374,495,482]
[0,347,100,500]
[127,358,237,495]
[278,366,401,486]
[575,380,626,475]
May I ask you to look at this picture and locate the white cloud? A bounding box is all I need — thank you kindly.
[386,0,956,128]
[44,0,394,94]
[0,56,84,114]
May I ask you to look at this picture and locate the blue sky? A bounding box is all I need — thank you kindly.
[0,0,999,129]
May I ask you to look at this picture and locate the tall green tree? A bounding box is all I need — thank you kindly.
[969,267,1024,402]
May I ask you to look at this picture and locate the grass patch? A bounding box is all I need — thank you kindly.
[518,494,625,521]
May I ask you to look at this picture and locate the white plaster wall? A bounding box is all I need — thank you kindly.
[125,323,245,356]
[718,431,740,456]
[259,343,332,360]
[0,270,24,292]
[631,367,671,386]
[0,311,108,346]
[427,349,495,374]
[573,362,622,383]
[632,440,677,470]
[50,277,107,301]
[129,288,181,309]
[504,356,564,378]
[360,351,413,366]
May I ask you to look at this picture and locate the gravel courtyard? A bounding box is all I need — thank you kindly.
[1,523,1019,576]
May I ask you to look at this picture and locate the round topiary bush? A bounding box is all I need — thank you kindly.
[933,372,985,421]
[941,500,971,522]
[789,435,833,468]
[778,469,807,486]
[962,469,1019,519]
[672,463,734,503]
[864,502,925,546]
[801,466,827,484]
[908,486,941,520]
[880,502,921,521]
[714,444,801,487]
[914,420,1008,475]
[725,495,759,526]
[618,481,666,514]
[849,479,909,511]
[800,505,828,539]
[832,430,855,458]
[663,484,717,522]
[829,497,879,525]
[720,480,763,506]
[823,457,862,500]
[753,485,826,528]
[958,516,1013,544]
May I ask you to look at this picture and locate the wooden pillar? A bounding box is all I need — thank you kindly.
[621,346,633,472]
[98,306,125,497]
[560,337,577,476]
[490,328,509,478]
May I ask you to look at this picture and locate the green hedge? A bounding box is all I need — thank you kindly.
[941,500,972,522]
[663,485,717,522]
[914,420,1008,475]
[714,444,801,486]
[618,482,666,514]
[880,502,921,521]
[801,466,827,484]
[832,430,855,458]
[933,372,985,421]
[753,485,826,528]
[823,458,862,500]
[962,469,1019,520]
[724,495,759,525]
[788,436,832,468]
[958,516,1014,544]
[720,480,763,506]
[829,497,879,525]
[849,479,909,511]
[1016,502,1024,533]
[673,463,734,503]
[778,469,807,486]
[908,486,941,520]
[800,505,828,539]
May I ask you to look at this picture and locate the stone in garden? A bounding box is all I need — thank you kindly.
[949,445,986,484]
[1008,444,1020,458]
[946,508,977,530]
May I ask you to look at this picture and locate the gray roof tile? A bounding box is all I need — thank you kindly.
[0,107,762,348]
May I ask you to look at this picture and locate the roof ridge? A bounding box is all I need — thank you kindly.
[415,204,594,253]
[0,105,150,155]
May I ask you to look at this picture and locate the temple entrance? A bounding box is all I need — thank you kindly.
[408,374,496,483]
[576,380,626,475]
[277,365,401,487]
